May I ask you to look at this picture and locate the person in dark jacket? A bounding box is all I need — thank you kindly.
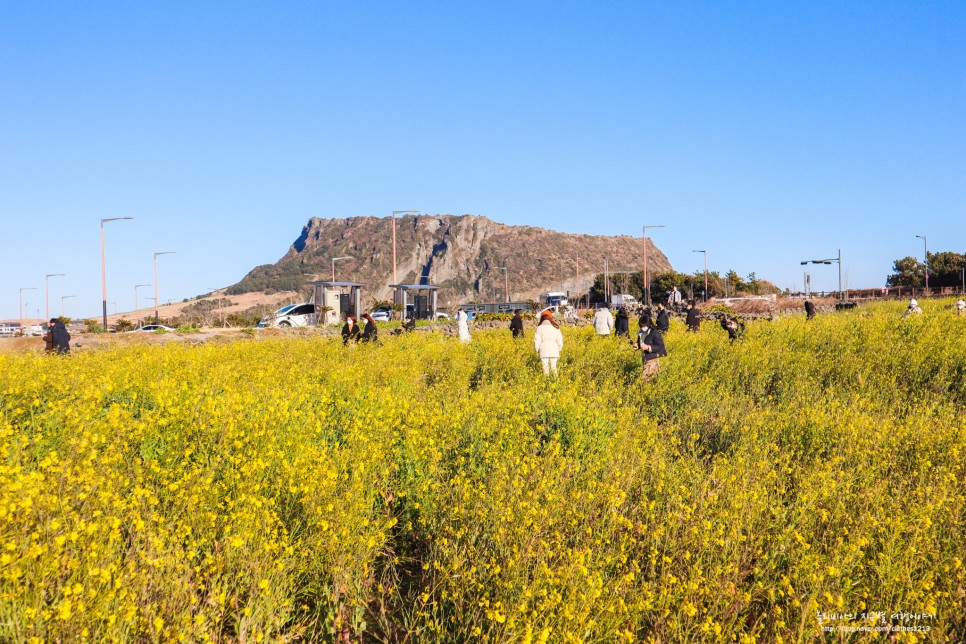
[509,310,525,338]
[360,313,378,343]
[614,307,630,337]
[341,315,361,345]
[720,316,743,342]
[804,300,816,320]
[403,315,416,332]
[685,300,701,332]
[49,319,71,354]
[635,315,667,379]
[656,303,670,334]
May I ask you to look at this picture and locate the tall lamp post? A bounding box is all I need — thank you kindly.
[331,256,354,282]
[60,295,76,318]
[391,210,419,284]
[45,273,65,322]
[800,249,844,299]
[153,251,176,323]
[101,217,133,328]
[135,284,152,328]
[19,287,38,333]
[692,250,707,301]
[643,225,666,305]
[916,235,928,294]
[498,266,509,303]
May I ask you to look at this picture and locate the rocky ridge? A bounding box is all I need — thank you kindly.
[231,214,673,306]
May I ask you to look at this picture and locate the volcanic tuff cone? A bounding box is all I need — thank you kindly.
[230,215,673,305]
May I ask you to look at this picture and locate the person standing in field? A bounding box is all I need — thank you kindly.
[593,306,614,337]
[656,302,670,334]
[47,318,70,354]
[456,308,471,343]
[636,315,667,379]
[341,315,361,345]
[956,299,965,316]
[904,299,923,317]
[804,299,816,320]
[614,307,630,337]
[403,315,416,332]
[685,300,701,332]
[42,323,55,354]
[509,309,525,338]
[533,310,564,377]
[360,313,378,343]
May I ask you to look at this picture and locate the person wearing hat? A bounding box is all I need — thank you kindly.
[635,314,666,379]
[904,299,923,317]
[533,310,564,376]
[509,309,525,339]
[956,299,965,317]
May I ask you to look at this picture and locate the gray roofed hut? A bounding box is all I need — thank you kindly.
[389,284,440,320]
[312,281,363,325]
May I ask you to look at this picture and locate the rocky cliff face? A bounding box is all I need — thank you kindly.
[231,215,673,305]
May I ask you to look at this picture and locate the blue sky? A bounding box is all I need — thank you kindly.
[2,1,964,319]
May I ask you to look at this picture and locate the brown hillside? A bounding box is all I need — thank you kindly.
[232,215,672,306]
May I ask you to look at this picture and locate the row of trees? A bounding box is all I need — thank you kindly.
[588,269,781,305]
[886,251,965,289]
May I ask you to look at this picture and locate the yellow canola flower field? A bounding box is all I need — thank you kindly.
[1,300,964,642]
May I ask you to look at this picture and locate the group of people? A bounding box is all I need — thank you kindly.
[340,314,380,345]
[42,319,71,354]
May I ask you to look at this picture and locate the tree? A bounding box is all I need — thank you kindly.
[925,251,966,288]
[317,305,334,325]
[886,257,925,288]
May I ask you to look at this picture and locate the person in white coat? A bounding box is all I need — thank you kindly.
[592,306,614,336]
[455,308,472,343]
[533,310,564,376]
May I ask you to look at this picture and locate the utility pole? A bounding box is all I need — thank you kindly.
[19,287,37,334]
[916,235,928,295]
[692,250,707,301]
[153,251,176,323]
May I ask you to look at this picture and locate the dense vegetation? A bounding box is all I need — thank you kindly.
[1,301,964,641]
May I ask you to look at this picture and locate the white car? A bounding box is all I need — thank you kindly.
[258,303,316,328]
[137,324,174,332]
[370,309,392,323]
[433,312,450,320]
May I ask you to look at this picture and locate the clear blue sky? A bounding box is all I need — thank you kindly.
[2,1,964,319]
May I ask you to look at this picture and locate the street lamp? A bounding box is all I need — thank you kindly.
[643,225,666,304]
[692,250,707,301]
[916,235,928,294]
[801,249,844,299]
[498,266,509,303]
[331,256,354,282]
[135,284,152,328]
[19,287,38,333]
[153,251,176,323]
[101,217,134,328]
[391,210,419,284]
[60,295,76,318]
[45,273,65,322]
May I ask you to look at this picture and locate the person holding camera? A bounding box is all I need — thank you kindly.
[635,315,667,379]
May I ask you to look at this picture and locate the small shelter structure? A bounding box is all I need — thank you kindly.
[312,281,363,325]
[389,284,440,320]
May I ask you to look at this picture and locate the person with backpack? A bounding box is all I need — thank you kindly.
[533,310,564,377]
[685,300,701,332]
[509,309,525,338]
[904,299,923,317]
[635,315,667,379]
[614,307,630,337]
[656,302,670,334]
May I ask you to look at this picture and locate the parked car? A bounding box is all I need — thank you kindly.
[370,309,393,323]
[258,303,316,328]
[138,324,174,332]
[433,312,450,320]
